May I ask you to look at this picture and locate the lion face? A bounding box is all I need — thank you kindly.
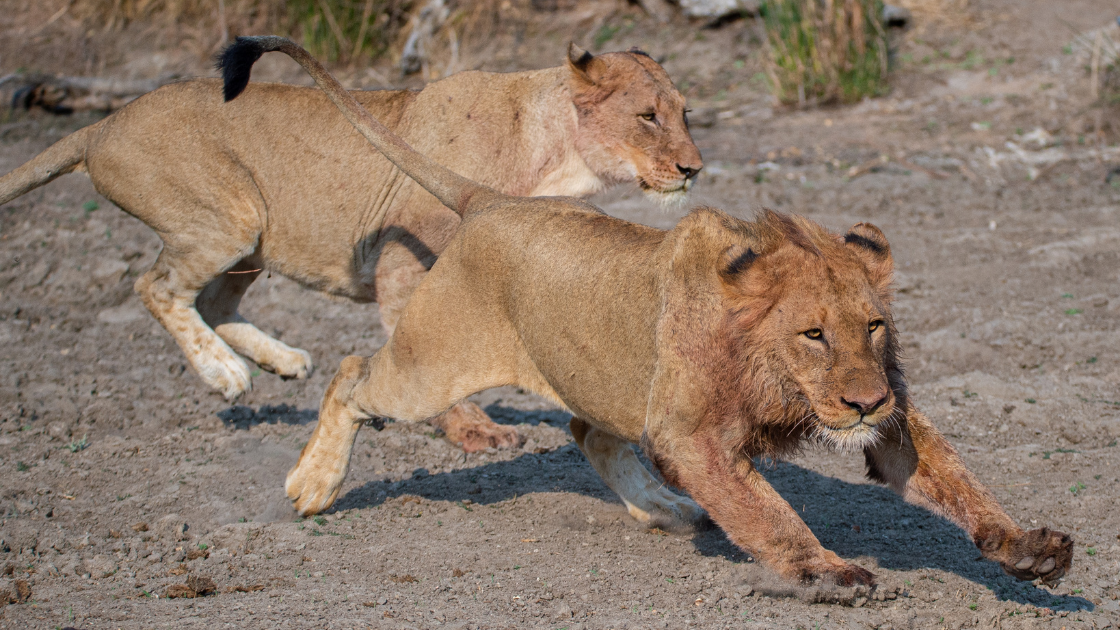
[725,216,902,453]
[566,44,703,205]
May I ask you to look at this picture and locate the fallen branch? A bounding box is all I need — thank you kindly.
[6,73,180,114]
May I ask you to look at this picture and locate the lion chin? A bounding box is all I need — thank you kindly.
[815,420,883,453]
[643,178,693,208]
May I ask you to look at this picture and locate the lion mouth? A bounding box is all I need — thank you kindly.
[638,177,692,208]
[815,419,881,453]
[638,176,692,195]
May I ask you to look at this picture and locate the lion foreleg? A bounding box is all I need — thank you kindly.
[646,429,875,586]
[570,418,705,531]
[865,407,1072,582]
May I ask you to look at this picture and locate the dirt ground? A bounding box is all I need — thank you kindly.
[1,0,1119,628]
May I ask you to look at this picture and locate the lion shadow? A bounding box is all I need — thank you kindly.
[217,403,318,428]
[692,460,1092,611]
[230,402,1090,612]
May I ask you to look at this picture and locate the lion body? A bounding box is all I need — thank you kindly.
[253,35,1072,585]
[0,48,701,455]
[86,72,603,305]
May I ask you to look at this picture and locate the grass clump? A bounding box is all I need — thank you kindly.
[68,0,412,64]
[761,0,889,106]
[286,0,410,63]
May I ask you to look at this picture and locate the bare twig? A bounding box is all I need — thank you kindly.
[1091,30,1103,100]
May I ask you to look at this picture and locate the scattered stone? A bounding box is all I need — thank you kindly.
[677,0,759,18]
[552,601,573,620]
[46,421,70,441]
[186,575,216,596]
[91,259,129,284]
[13,579,31,603]
[82,554,118,578]
[165,584,196,599]
[155,514,188,541]
[96,305,145,324]
[131,522,149,533]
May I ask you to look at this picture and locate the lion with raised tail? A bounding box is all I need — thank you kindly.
[226,36,1072,586]
[0,38,700,452]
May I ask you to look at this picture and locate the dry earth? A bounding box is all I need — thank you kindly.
[0,0,1119,628]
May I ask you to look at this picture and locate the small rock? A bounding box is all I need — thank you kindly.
[22,260,52,289]
[186,575,216,596]
[13,579,31,602]
[91,259,129,284]
[552,601,573,620]
[82,554,117,578]
[131,522,149,533]
[155,514,188,541]
[165,584,196,599]
[96,305,145,324]
[677,0,759,18]
[46,421,71,441]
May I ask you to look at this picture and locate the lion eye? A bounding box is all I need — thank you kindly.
[803,329,824,340]
[639,112,657,123]
[868,320,884,334]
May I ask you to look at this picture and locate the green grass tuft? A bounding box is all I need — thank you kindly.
[761,0,889,106]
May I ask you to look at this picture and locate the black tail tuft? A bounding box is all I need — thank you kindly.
[216,37,266,102]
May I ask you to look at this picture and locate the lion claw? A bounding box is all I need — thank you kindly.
[999,527,1073,583]
[432,401,524,453]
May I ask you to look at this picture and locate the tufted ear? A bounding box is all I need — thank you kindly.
[567,42,600,85]
[719,244,758,279]
[843,223,893,289]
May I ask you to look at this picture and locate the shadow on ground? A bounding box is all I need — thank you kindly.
[218,403,318,428]
[219,403,1091,611]
[694,460,1091,611]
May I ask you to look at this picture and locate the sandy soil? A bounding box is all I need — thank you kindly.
[1,1,1119,628]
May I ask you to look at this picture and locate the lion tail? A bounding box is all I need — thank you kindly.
[0,122,98,206]
[217,36,501,219]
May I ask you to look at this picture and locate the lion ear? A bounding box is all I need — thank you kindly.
[567,42,599,85]
[843,223,893,289]
[719,244,758,280]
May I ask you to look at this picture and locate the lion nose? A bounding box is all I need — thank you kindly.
[676,163,702,180]
[841,389,888,416]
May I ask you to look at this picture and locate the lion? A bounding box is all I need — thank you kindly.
[0,39,701,452]
[238,36,1073,586]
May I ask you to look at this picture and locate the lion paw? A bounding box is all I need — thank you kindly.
[998,528,1073,583]
[629,491,710,532]
[196,349,252,400]
[285,449,346,516]
[266,346,314,381]
[432,401,524,453]
[791,555,877,587]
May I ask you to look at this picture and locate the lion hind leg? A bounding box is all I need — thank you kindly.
[288,289,522,515]
[571,418,707,531]
[196,261,313,380]
[135,249,254,400]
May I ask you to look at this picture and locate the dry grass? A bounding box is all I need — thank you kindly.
[67,0,412,63]
[761,0,888,107]
[894,0,976,34]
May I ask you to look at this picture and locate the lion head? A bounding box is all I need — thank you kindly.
[566,43,703,205]
[649,210,907,462]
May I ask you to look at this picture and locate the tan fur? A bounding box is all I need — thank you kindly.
[0,41,700,452]
[243,38,1072,585]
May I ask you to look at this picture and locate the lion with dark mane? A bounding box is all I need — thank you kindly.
[229,36,1072,586]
